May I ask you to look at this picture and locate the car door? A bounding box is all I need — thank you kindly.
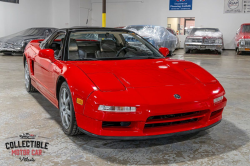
[34,31,66,98]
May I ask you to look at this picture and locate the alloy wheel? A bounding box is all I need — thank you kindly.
[60,88,72,129]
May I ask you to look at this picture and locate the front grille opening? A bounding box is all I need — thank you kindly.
[210,109,223,120]
[145,118,199,128]
[147,111,201,121]
[102,122,131,127]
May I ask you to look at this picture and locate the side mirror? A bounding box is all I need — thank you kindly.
[38,49,55,62]
[159,47,169,57]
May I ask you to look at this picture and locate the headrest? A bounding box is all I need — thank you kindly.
[101,40,116,52]
[69,39,78,52]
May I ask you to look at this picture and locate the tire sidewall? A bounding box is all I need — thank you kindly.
[25,60,31,92]
[59,82,76,135]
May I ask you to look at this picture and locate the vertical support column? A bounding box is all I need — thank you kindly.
[102,0,106,27]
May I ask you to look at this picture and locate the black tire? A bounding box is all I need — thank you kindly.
[185,49,190,53]
[3,52,12,55]
[236,48,241,55]
[168,51,173,56]
[24,60,36,92]
[59,82,81,136]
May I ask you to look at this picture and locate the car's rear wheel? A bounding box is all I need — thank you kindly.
[185,49,190,53]
[25,60,36,92]
[3,52,12,55]
[59,82,81,136]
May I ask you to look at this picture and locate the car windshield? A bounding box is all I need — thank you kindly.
[190,28,220,36]
[242,25,250,33]
[66,31,163,61]
[11,28,50,36]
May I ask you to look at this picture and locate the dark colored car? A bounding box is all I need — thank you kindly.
[0,27,57,55]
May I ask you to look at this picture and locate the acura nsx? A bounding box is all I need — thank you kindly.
[23,27,227,140]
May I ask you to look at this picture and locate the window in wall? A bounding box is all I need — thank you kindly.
[167,17,195,35]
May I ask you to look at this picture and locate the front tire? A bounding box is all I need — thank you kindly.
[59,82,81,136]
[24,60,36,92]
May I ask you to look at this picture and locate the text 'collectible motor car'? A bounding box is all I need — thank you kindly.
[0,27,57,55]
[184,28,224,54]
[124,25,177,56]
[235,23,250,55]
[23,27,227,140]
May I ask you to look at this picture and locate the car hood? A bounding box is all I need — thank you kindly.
[0,35,44,44]
[71,59,204,89]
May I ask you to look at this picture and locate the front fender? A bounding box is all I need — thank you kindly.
[60,63,96,115]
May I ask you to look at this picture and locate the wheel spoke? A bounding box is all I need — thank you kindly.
[63,89,66,102]
[66,108,71,116]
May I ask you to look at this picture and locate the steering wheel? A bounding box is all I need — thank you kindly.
[116,46,138,57]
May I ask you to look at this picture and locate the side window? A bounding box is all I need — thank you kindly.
[47,32,66,59]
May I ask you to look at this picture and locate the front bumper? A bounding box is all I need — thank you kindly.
[0,45,24,53]
[76,96,227,139]
[238,46,250,52]
[185,43,223,51]
[79,120,221,140]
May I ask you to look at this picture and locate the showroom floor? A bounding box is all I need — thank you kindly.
[0,50,250,165]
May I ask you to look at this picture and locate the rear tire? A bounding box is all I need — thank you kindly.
[185,49,190,53]
[24,60,36,92]
[59,82,81,136]
[3,52,12,55]
[168,51,173,56]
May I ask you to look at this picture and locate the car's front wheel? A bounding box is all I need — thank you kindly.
[24,60,36,92]
[59,82,81,136]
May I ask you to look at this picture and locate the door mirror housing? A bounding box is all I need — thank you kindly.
[159,47,169,57]
[38,49,55,62]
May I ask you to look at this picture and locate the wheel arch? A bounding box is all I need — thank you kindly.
[56,76,67,101]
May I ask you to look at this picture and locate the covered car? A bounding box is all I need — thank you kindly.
[184,28,224,54]
[167,28,180,49]
[235,23,250,55]
[0,27,57,55]
[125,25,177,56]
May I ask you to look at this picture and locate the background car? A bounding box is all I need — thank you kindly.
[124,25,177,56]
[235,23,250,55]
[167,28,180,49]
[23,27,226,139]
[0,27,57,55]
[184,28,224,54]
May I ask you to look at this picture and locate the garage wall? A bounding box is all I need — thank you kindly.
[91,0,250,49]
[51,0,70,28]
[70,0,92,27]
[0,0,53,38]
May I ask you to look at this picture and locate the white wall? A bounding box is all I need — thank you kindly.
[91,0,250,49]
[0,0,53,37]
[51,0,70,28]
[70,0,92,27]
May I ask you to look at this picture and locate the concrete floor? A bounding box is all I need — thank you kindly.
[0,49,250,165]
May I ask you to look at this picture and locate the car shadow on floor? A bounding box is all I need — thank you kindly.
[31,93,250,165]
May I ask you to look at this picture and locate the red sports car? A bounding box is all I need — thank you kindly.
[23,27,227,140]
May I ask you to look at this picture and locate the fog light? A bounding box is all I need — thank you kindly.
[214,96,224,104]
[98,105,136,112]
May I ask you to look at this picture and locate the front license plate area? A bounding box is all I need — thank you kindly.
[200,46,206,49]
